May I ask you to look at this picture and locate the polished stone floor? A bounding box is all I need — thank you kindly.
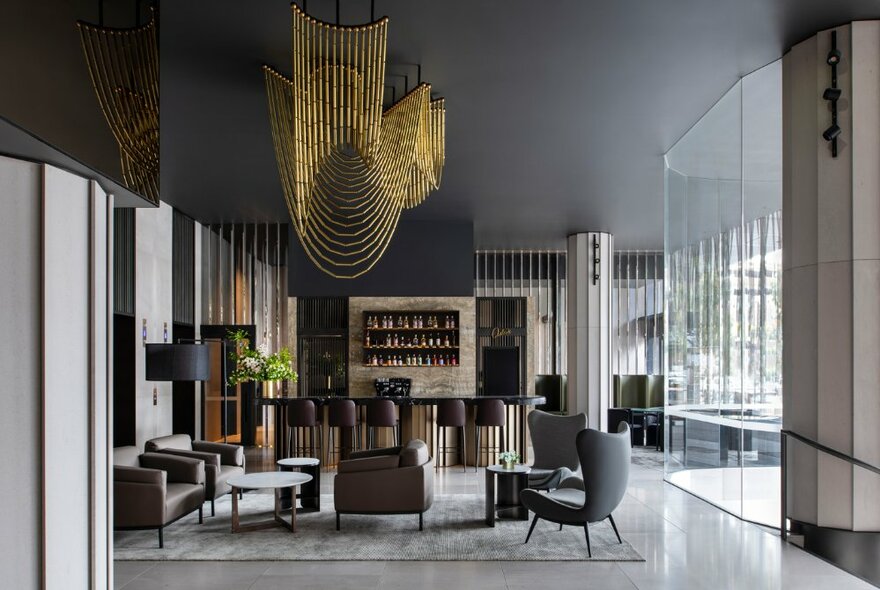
[114,450,874,589]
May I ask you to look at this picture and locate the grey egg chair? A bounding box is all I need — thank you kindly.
[527,409,587,490]
[520,423,631,557]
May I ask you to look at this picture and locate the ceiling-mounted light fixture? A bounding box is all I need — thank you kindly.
[263,2,445,279]
[822,30,841,158]
[76,11,160,204]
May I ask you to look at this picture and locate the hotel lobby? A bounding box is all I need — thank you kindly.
[3,1,880,588]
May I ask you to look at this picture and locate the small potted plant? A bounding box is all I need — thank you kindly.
[498,450,520,470]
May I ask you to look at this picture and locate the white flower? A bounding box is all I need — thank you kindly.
[257,343,269,357]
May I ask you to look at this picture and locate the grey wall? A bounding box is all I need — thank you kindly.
[288,220,474,297]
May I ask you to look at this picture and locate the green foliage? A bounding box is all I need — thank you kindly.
[226,329,298,386]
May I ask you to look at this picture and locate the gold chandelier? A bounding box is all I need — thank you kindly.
[77,13,160,205]
[264,4,445,278]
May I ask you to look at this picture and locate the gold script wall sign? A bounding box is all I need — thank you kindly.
[491,327,512,339]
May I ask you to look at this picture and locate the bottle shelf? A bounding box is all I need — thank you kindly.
[364,327,457,331]
[364,345,459,350]
[362,364,459,368]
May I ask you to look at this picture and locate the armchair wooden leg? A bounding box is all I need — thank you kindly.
[583,523,592,557]
[211,500,215,517]
[608,514,622,544]
[336,513,340,531]
[559,523,563,531]
[419,512,424,531]
[525,514,540,543]
[198,506,203,524]
[474,425,481,473]
[158,527,164,549]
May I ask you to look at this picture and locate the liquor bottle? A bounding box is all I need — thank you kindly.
[385,333,391,346]
[439,355,445,366]
[425,355,431,366]
[404,316,409,329]
[451,354,457,365]
[427,333,433,347]
[444,333,450,347]
[365,331,371,346]
[393,333,398,347]
[421,334,427,347]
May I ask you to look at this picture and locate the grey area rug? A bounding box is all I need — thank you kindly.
[115,494,643,562]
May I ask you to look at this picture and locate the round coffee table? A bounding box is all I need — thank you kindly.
[277,457,321,512]
[485,464,531,526]
[227,471,312,533]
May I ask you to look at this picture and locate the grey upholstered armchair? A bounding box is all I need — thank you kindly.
[520,423,631,557]
[145,434,245,516]
[334,439,434,531]
[526,409,587,490]
[113,446,206,548]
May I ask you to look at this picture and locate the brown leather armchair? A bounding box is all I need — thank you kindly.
[113,446,206,548]
[334,439,434,531]
[145,434,245,516]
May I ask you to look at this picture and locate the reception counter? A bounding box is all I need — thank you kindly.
[256,395,547,466]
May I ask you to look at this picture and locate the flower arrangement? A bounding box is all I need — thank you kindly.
[226,329,297,386]
[498,450,520,468]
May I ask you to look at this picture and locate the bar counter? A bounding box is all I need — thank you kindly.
[256,395,547,466]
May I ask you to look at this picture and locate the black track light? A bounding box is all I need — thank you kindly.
[827,48,842,66]
[823,124,841,141]
[823,87,841,101]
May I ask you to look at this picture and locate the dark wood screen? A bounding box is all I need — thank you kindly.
[172,210,195,325]
[476,297,528,395]
[297,297,349,396]
[113,209,135,315]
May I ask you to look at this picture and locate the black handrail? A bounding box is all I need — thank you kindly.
[780,429,880,539]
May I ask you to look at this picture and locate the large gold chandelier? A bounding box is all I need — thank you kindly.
[264,3,445,278]
[77,13,160,205]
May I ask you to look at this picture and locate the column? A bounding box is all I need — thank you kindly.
[783,21,880,534]
[566,232,613,430]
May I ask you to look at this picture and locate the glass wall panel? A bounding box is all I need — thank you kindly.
[612,251,664,377]
[664,60,781,526]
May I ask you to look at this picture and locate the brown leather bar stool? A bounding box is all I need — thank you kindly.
[286,399,323,459]
[474,399,506,472]
[328,399,360,465]
[435,399,467,473]
[366,398,399,449]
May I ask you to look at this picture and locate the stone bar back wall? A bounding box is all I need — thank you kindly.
[286,296,536,397]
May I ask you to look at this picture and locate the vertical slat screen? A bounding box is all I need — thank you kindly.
[200,222,289,353]
[112,208,134,315]
[473,250,566,375]
[612,250,664,376]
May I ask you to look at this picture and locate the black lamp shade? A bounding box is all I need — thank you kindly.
[145,343,211,381]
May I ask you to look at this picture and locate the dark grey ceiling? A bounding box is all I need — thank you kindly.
[160,0,880,249]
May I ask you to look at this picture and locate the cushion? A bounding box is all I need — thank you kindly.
[145,434,194,452]
[399,439,429,467]
[546,488,586,509]
[113,446,141,467]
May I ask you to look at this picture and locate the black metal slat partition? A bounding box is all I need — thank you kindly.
[113,208,135,316]
[172,210,195,326]
[296,297,349,397]
[475,297,527,395]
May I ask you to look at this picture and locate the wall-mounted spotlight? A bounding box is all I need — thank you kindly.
[823,87,841,101]
[592,235,600,285]
[827,48,842,66]
[823,124,841,141]
[823,30,841,157]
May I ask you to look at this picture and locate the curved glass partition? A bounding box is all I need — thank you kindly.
[664,61,782,526]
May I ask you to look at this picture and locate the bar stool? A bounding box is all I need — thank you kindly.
[286,399,323,459]
[366,398,399,449]
[327,399,360,465]
[435,399,467,473]
[474,399,505,472]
